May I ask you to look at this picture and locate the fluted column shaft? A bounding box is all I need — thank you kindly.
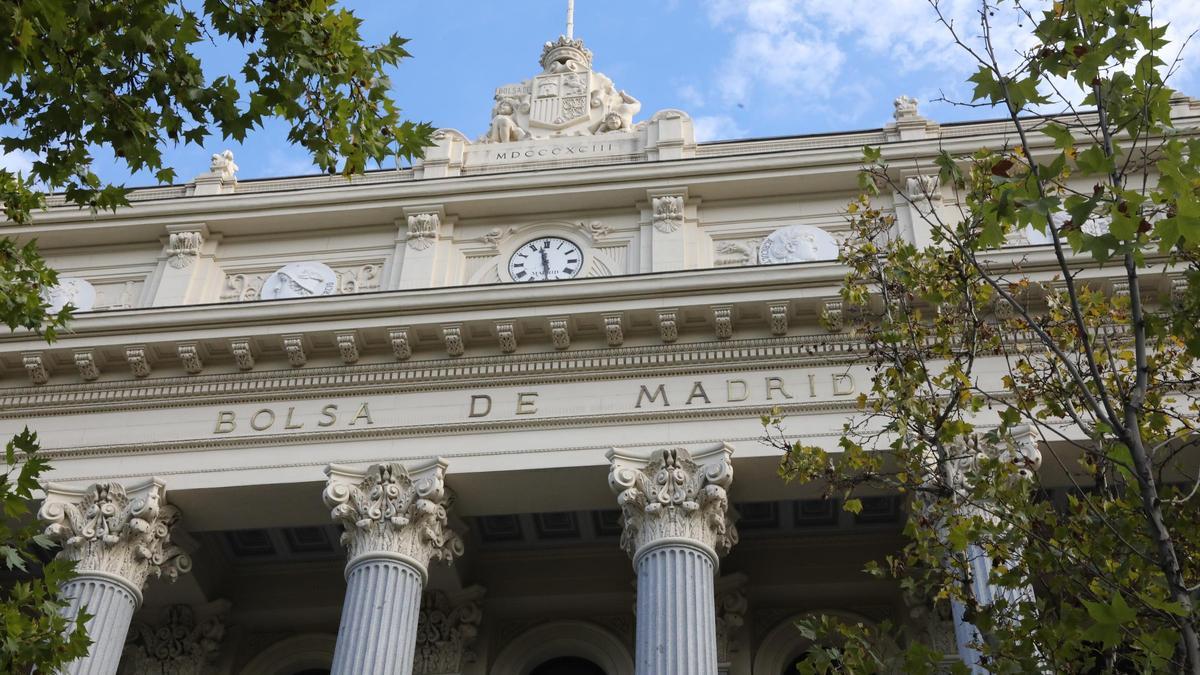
[324,460,463,675]
[635,542,719,675]
[38,479,190,675]
[59,574,139,675]
[332,556,425,675]
[609,445,737,675]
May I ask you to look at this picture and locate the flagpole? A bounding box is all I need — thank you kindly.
[566,0,575,39]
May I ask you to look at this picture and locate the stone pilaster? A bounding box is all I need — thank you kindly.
[324,460,463,675]
[414,586,485,675]
[118,602,229,675]
[38,479,191,675]
[608,444,737,675]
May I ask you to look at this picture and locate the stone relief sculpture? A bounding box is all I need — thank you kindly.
[758,225,840,264]
[260,262,338,300]
[42,277,97,313]
[406,212,442,250]
[482,98,530,144]
[651,195,685,233]
[479,35,644,141]
[209,149,238,182]
[893,95,920,119]
[590,89,641,134]
[167,230,205,269]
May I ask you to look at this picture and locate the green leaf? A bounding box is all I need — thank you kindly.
[843,498,863,515]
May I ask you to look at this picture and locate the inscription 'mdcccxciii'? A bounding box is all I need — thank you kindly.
[492,142,617,161]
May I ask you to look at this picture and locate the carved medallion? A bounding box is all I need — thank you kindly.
[260,262,338,300]
[757,225,839,264]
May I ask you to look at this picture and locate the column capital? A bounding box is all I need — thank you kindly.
[607,444,738,565]
[324,459,464,576]
[38,478,191,600]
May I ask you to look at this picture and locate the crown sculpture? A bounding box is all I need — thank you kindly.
[482,35,642,143]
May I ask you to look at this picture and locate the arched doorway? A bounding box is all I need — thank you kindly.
[490,620,634,675]
[530,655,608,675]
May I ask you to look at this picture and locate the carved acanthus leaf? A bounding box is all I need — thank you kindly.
[75,350,100,381]
[603,313,625,347]
[651,195,685,234]
[657,309,678,343]
[407,213,441,251]
[324,461,464,570]
[389,327,413,361]
[608,446,737,561]
[119,604,227,675]
[414,588,485,675]
[177,343,204,374]
[39,480,192,590]
[166,231,204,269]
[24,353,49,385]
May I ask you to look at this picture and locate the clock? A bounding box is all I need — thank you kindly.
[507,237,584,282]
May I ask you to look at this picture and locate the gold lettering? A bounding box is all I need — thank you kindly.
[349,402,374,426]
[635,384,669,408]
[469,394,493,417]
[250,409,275,431]
[832,373,855,396]
[318,404,338,427]
[766,377,794,401]
[726,379,749,402]
[685,381,711,405]
[214,411,237,434]
[516,392,539,415]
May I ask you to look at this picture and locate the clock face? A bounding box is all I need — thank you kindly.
[507,237,584,282]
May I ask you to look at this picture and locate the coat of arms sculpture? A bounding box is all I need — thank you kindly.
[482,36,641,142]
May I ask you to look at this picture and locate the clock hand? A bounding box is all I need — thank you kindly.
[540,248,550,279]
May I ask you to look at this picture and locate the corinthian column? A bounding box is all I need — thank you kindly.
[324,460,464,675]
[608,444,738,675]
[38,479,192,675]
[928,427,1042,673]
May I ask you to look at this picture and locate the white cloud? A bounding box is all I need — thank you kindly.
[700,0,1038,111]
[0,150,36,175]
[693,115,748,142]
[716,29,845,103]
[678,83,706,109]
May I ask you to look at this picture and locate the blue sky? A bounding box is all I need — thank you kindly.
[7,0,1200,185]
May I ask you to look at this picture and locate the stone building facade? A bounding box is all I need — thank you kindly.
[5,27,1199,675]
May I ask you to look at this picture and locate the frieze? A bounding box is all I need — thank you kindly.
[11,368,865,458]
[221,262,382,302]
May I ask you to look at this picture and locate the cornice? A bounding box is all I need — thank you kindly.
[0,264,845,349]
[0,334,869,416]
[16,113,1197,234]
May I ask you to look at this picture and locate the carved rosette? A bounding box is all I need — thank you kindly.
[324,460,464,573]
[38,479,192,593]
[407,213,441,251]
[413,588,485,675]
[119,604,227,675]
[608,445,738,563]
[651,195,685,233]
